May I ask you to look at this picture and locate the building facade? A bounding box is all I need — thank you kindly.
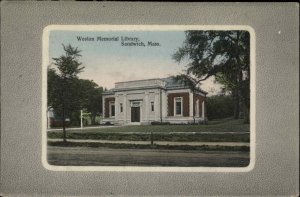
[102,77,207,125]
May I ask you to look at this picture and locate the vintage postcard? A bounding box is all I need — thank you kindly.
[42,25,255,172]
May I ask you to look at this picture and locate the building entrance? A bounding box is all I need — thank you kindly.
[131,107,140,122]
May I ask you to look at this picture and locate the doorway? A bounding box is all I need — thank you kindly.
[131,107,140,122]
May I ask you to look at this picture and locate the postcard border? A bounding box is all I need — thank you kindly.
[42,25,256,172]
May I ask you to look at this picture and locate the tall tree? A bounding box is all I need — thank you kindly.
[48,44,84,142]
[206,95,234,120]
[79,79,103,125]
[173,31,250,123]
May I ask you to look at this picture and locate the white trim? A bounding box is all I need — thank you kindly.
[115,95,118,120]
[154,93,159,120]
[43,24,255,32]
[194,91,206,97]
[102,95,107,118]
[166,89,190,94]
[42,25,256,172]
[174,97,183,116]
[130,101,142,123]
[145,92,149,121]
[161,90,167,118]
[123,94,127,123]
[130,101,142,107]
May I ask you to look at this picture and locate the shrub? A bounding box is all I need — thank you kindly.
[151,121,171,125]
[206,95,234,120]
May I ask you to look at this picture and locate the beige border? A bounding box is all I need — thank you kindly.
[42,25,256,172]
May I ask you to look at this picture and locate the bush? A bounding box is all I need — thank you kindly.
[206,95,234,120]
[70,111,80,126]
[151,121,171,125]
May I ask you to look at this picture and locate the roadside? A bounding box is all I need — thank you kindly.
[48,138,249,147]
[47,146,250,167]
[48,131,249,142]
[48,141,250,152]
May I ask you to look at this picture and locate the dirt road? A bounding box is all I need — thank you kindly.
[47,146,250,167]
[48,138,249,146]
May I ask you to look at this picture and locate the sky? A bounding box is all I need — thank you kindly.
[49,30,222,95]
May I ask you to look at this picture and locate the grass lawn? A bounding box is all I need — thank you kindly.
[48,141,250,152]
[48,118,250,142]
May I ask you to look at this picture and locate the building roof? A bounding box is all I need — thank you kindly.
[103,77,207,95]
[162,77,207,94]
[162,77,185,89]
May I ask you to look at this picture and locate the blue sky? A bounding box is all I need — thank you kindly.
[49,30,221,94]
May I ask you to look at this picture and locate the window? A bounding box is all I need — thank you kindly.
[120,103,123,113]
[110,102,115,117]
[174,97,182,116]
[151,101,154,112]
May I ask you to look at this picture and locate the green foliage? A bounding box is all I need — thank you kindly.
[52,44,84,79]
[206,95,234,120]
[48,44,84,121]
[48,44,104,130]
[173,31,250,122]
[173,31,250,82]
[79,79,103,124]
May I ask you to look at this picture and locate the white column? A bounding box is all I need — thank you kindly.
[161,91,167,119]
[140,100,143,122]
[154,92,159,121]
[189,90,193,117]
[196,99,199,117]
[202,100,205,119]
[123,94,127,123]
[47,110,51,129]
[102,96,105,120]
[145,92,149,122]
[115,95,119,123]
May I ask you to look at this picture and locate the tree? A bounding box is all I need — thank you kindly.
[78,79,103,125]
[206,95,234,120]
[173,31,250,123]
[48,44,84,142]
